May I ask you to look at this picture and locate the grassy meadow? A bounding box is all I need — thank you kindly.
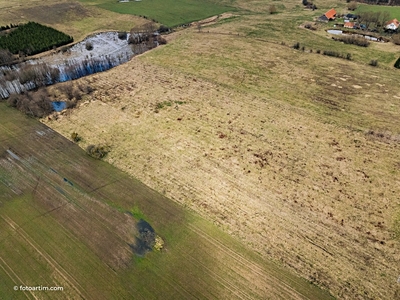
[78,0,235,27]
[355,4,400,19]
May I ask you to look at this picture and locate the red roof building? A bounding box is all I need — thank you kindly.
[325,8,337,20]
[344,22,355,29]
[386,19,400,31]
[318,8,337,22]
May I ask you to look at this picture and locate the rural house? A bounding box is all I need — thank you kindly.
[385,19,399,31]
[344,13,357,21]
[318,8,336,22]
[344,22,355,29]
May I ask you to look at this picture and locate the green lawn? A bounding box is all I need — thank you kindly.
[355,4,400,19]
[78,0,236,27]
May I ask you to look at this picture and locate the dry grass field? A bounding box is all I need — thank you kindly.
[0,103,333,299]
[1,0,400,299]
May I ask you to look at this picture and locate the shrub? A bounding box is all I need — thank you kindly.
[86,144,110,159]
[394,57,400,69]
[332,35,370,47]
[117,31,127,40]
[71,132,81,142]
[72,88,82,100]
[6,93,19,107]
[157,36,167,45]
[18,65,37,85]
[58,82,74,99]
[323,50,341,58]
[7,89,53,117]
[158,25,170,33]
[85,41,93,51]
[346,53,352,60]
[269,5,277,14]
[392,34,400,45]
[0,49,13,65]
[78,82,94,94]
[348,1,358,11]
[369,59,378,66]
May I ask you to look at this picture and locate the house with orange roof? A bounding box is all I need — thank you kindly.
[385,19,399,31]
[344,22,355,29]
[318,8,337,22]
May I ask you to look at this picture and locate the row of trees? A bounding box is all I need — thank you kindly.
[355,0,400,5]
[0,53,129,99]
[357,11,391,30]
[0,22,73,56]
[0,23,18,32]
[128,22,167,55]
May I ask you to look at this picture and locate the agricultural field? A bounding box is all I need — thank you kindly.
[355,4,400,19]
[0,103,333,299]
[78,0,236,27]
[1,0,400,299]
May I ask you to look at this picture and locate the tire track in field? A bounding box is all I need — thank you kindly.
[188,224,313,300]
[0,256,36,299]
[1,216,86,299]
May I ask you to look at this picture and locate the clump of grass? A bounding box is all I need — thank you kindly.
[154,101,173,112]
[369,59,378,67]
[86,144,110,159]
[71,132,81,142]
[130,205,147,221]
